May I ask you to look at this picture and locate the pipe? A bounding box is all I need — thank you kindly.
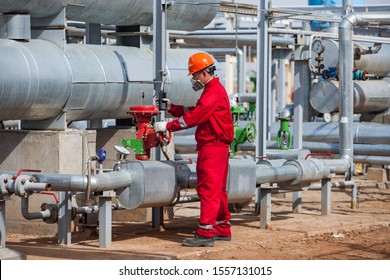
[339,11,390,177]
[32,171,132,193]
[310,79,390,114]
[75,205,99,214]
[21,196,51,220]
[0,0,219,31]
[354,156,390,166]
[256,164,298,185]
[272,122,390,145]
[0,42,207,122]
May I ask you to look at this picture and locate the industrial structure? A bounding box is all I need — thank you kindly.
[0,0,390,259]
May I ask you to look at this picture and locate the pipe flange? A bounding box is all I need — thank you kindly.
[282,160,303,185]
[0,174,12,196]
[14,174,32,197]
[42,204,59,224]
[256,160,272,167]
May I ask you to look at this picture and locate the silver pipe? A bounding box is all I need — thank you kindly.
[32,171,132,192]
[256,164,298,184]
[310,79,390,114]
[171,28,390,45]
[339,11,354,167]
[236,141,390,157]
[75,205,99,214]
[339,11,390,177]
[354,156,390,165]
[272,122,390,145]
[295,141,390,157]
[0,0,219,31]
[0,42,205,122]
[21,196,51,220]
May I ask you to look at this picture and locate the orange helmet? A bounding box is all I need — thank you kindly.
[188,52,214,75]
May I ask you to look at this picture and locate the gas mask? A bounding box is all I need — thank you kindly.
[191,78,204,91]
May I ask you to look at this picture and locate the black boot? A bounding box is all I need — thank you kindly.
[182,234,214,247]
[214,234,232,241]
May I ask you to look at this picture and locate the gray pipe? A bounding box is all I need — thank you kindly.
[0,41,206,121]
[273,122,390,145]
[310,79,390,114]
[256,164,298,185]
[75,205,99,214]
[21,196,51,220]
[354,156,390,165]
[32,171,132,193]
[339,11,390,176]
[0,0,219,31]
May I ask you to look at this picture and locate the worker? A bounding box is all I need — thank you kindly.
[154,52,234,247]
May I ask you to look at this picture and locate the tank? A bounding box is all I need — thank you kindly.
[311,39,390,76]
[0,0,219,31]
[310,79,390,114]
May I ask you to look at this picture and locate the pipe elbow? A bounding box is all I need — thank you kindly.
[340,12,358,30]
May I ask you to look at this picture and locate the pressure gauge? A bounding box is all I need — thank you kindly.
[312,39,325,54]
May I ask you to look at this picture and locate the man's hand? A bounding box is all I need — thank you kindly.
[154,121,167,132]
[162,98,171,110]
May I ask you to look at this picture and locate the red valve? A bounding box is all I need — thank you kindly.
[12,169,41,180]
[304,153,333,160]
[128,105,171,160]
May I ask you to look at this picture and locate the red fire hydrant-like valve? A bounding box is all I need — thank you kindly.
[121,105,171,160]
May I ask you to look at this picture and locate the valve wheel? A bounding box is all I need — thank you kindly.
[245,122,256,143]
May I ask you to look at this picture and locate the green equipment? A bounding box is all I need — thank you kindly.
[230,105,256,157]
[276,109,292,150]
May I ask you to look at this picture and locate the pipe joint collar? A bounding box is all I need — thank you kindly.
[340,12,358,29]
[282,158,330,186]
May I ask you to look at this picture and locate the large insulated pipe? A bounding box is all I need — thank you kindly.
[0,0,219,31]
[310,79,390,114]
[0,40,209,121]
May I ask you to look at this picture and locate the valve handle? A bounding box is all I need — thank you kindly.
[245,122,256,143]
[157,131,172,146]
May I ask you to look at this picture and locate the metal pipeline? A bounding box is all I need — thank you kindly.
[0,0,219,31]
[339,11,390,175]
[31,171,132,193]
[310,79,390,114]
[0,42,209,122]
[272,122,390,145]
[21,196,52,220]
[239,141,390,157]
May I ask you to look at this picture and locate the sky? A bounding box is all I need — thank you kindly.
[234,0,390,6]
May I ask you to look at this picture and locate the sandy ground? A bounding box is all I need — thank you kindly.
[5,176,390,260]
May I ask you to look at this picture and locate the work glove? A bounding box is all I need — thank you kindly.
[154,121,168,132]
[162,98,171,110]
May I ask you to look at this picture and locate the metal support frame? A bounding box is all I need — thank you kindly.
[321,178,332,215]
[0,200,5,248]
[98,193,113,248]
[255,0,270,215]
[259,188,271,229]
[58,192,72,245]
[292,59,311,213]
[152,0,167,229]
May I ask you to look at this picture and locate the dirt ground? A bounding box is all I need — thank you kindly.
[5,176,390,260]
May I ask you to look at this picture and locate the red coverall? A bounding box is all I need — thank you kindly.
[166,77,234,238]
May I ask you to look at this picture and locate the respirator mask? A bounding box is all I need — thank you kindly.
[191,78,204,91]
[190,65,216,91]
